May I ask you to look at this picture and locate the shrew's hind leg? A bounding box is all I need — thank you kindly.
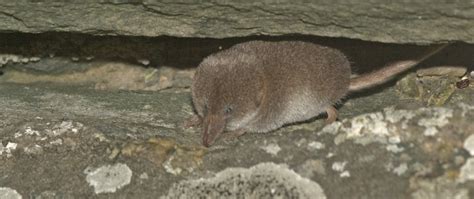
[325,106,338,124]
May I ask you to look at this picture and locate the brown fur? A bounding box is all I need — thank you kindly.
[191,40,447,147]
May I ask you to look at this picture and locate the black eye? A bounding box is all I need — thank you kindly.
[224,105,233,114]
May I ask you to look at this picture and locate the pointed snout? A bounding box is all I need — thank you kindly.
[202,114,226,147]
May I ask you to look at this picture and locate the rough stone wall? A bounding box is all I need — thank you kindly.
[0,1,473,44]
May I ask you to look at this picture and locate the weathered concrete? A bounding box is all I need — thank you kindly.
[0,1,473,44]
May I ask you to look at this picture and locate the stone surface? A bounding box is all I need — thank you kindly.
[417,66,468,77]
[459,158,474,183]
[1,61,194,91]
[464,134,474,156]
[0,79,472,198]
[0,1,473,44]
[0,188,22,199]
[163,162,327,199]
[84,163,133,194]
[396,73,462,106]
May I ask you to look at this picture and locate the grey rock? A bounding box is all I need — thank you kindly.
[84,163,133,194]
[0,188,22,199]
[458,158,474,183]
[411,176,469,199]
[0,1,473,43]
[416,66,468,77]
[162,162,326,199]
[463,134,474,156]
[0,79,473,198]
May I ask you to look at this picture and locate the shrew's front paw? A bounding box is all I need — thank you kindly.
[182,115,202,129]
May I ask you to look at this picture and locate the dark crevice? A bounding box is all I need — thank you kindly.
[0,32,472,72]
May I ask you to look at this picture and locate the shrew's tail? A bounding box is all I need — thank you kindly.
[349,43,449,91]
